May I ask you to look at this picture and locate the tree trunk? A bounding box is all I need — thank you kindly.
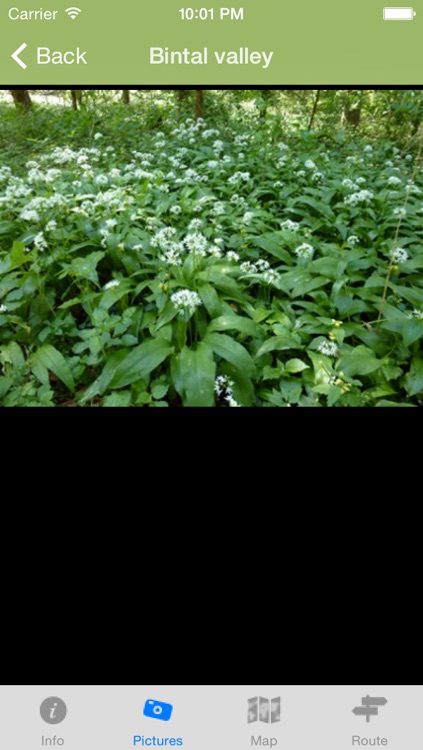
[9,89,32,110]
[342,92,362,127]
[343,106,361,127]
[195,90,204,119]
[122,89,130,105]
[70,90,82,110]
[308,90,321,131]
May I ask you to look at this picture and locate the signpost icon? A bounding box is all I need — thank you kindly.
[353,695,388,723]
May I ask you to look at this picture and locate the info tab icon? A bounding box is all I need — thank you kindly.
[248,697,281,724]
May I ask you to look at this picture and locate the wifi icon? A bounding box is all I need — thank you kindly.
[65,6,81,18]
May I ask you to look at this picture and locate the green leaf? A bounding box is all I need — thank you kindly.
[66,251,105,284]
[256,335,302,358]
[291,276,328,298]
[375,400,415,407]
[285,358,310,373]
[291,195,335,221]
[339,346,384,377]
[0,377,13,398]
[9,241,28,270]
[32,345,75,392]
[208,314,259,338]
[197,270,245,304]
[279,380,303,404]
[172,343,216,407]
[103,391,132,407]
[253,233,291,262]
[0,341,26,369]
[327,385,343,406]
[104,339,174,391]
[198,283,223,318]
[203,332,255,377]
[310,257,345,279]
[151,384,169,400]
[405,357,423,397]
[99,281,132,311]
[58,297,82,310]
[0,221,15,236]
[307,351,334,385]
[403,318,423,346]
[152,301,179,332]
[220,362,254,406]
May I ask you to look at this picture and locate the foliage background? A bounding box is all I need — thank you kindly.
[0,89,422,406]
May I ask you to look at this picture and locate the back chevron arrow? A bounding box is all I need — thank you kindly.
[12,42,28,69]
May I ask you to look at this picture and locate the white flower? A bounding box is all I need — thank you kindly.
[227,251,239,262]
[215,375,234,396]
[33,232,47,251]
[262,270,280,285]
[209,246,223,258]
[215,375,240,406]
[94,133,104,140]
[317,340,339,357]
[388,176,402,187]
[347,235,359,246]
[20,209,40,223]
[159,247,183,266]
[256,259,270,272]
[406,181,421,195]
[188,218,203,231]
[103,280,120,290]
[295,243,314,260]
[184,233,208,256]
[228,171,250,185]
[393,207,407,219]
[243,212,254,224]
[211,202,226,216]
[170,205,182,215]
[305,160,316,170]
[364,145,373,153]
[344,190,374,206]
[0,304,7,314]
[151,227,177,250]
[45,220,58,233]
[391,248,409,263]
[411,309,423,320]
[105,219,118,230]
[240,261,258,274]
[280,219,300,232]
[171,289,202,317]
[342,178,356,190]
[95,174,109,186]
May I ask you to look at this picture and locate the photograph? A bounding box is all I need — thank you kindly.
[1,88,422,406]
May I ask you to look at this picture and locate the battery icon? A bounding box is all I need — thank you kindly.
[383,7,416,18]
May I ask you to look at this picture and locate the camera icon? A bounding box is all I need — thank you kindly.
[143,699,173,722]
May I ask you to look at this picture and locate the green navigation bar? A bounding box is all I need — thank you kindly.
[1,0,422,83]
